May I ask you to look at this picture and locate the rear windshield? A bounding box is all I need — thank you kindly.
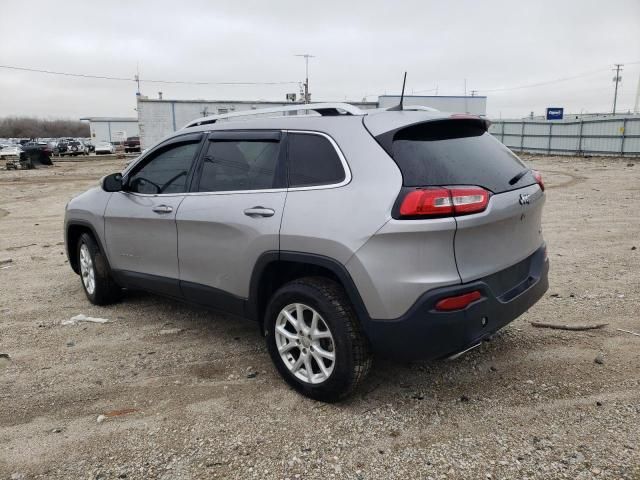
[389,120,534,193]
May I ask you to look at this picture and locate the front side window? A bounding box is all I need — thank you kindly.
[127,141,200,194]
[197,140,281,192]
[288,133,345,187]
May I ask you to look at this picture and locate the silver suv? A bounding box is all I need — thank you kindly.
[64,103,548,401]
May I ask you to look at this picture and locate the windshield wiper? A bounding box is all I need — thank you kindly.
[509,169,531,186]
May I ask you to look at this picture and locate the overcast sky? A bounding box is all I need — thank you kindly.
[1,0,639,119]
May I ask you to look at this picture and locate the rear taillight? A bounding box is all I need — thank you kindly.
[532,170,544,191]
[435,290,483,311]
[398,186,490,218]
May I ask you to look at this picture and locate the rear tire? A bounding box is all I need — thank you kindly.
[76,233,121,305]
[265,277,372,402]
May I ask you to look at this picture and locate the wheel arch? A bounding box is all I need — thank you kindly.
[248,251,371,334]
[65,221,109,274]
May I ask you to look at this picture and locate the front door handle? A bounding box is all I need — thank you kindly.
[244,206,275,218]
[152,204,173,214]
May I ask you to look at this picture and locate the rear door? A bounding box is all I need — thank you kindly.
[176,131,286,311]
[385,118,545,282]
[104,133,203,295]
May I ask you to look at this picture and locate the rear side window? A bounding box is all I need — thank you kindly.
[389,120,533,193]
[288,133,345,187]
[198,140,281,192]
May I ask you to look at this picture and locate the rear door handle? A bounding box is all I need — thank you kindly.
[244,206,275,218]
[152,205,173,214]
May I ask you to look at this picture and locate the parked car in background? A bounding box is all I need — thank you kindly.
[21,142,54,166]
[0,145,23,158]
[94,142,115,155]
[61,140,88,156]
[84,140,96,153]
[124,136,140,153]
[2,142,52,168]
[54,141,68,156]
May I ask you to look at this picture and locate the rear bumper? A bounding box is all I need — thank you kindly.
[361,245,549,360]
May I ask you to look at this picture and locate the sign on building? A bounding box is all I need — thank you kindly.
[546,107,564,120]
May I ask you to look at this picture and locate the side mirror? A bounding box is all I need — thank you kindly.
[102,173,123,192]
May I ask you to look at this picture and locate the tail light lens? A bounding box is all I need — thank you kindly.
[398,186,490,218]
[532,170,544,191]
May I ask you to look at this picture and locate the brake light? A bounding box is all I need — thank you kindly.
[532,170,544,191]
[435,290,483,311]
[398,187,489,218]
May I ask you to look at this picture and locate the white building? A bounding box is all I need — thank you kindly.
[135,95,486,149]
[80,117,139,144]
[136,98,377,149]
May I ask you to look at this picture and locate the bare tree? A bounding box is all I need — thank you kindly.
[0,117,90,138]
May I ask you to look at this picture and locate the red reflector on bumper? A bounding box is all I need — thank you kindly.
[435,290,483,311]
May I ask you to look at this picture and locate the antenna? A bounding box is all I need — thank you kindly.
[388,72,407,111]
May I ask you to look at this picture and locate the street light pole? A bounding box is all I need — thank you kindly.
[295,54,315,103]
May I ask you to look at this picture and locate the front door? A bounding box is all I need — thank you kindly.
[104,133,203,296]
[176,131,286,313]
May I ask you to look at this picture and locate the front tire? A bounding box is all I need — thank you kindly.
[265,277,372,402]
[77,233,121,305]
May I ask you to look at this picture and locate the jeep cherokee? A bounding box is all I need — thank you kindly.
[64,103,548,401]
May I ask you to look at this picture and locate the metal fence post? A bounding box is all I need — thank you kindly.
[501,121,505,143]
[620,118,627,156]
[548,123,553,154]
[577,120,584,156]
[520,121,525,153]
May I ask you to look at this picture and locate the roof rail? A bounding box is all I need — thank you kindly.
[183,102,364,128]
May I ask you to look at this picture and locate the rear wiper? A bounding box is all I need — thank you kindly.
[509,168,531,186]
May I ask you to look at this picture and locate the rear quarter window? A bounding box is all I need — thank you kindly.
[389,120,534,193]
[288,133,345,187]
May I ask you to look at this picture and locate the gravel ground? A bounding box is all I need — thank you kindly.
[1,155,639,480]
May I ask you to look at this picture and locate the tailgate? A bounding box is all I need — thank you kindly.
[371,116,546,284]
[454,184,545,282]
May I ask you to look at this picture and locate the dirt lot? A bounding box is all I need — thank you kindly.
[1,156,639,480]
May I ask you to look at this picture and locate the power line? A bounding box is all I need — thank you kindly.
[0,64,298,86]
[477,67,610,93]
[476,61,640,93]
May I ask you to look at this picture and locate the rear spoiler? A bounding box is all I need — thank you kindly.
[372,115,491,158]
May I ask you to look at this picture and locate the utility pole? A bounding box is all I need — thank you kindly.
[612,64,623,115]
[295,54,315,103]
[135,62,141,96]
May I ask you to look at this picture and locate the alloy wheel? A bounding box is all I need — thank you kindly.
[274,303,336,384]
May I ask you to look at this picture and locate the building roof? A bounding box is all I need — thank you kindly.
[136,98,378,106]
[79,117,138,122]
[379,95,487,99]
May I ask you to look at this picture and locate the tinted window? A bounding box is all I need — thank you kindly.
[390,120,534,193]
[288,133,345,187]
[198,140,281,192]
[128,141,199,194]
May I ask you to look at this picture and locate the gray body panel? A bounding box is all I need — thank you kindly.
[176,191,286,298]
[454,184,545,282]
[345,217,460,319]
[64,187,112,238]
[103,192,184,279]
